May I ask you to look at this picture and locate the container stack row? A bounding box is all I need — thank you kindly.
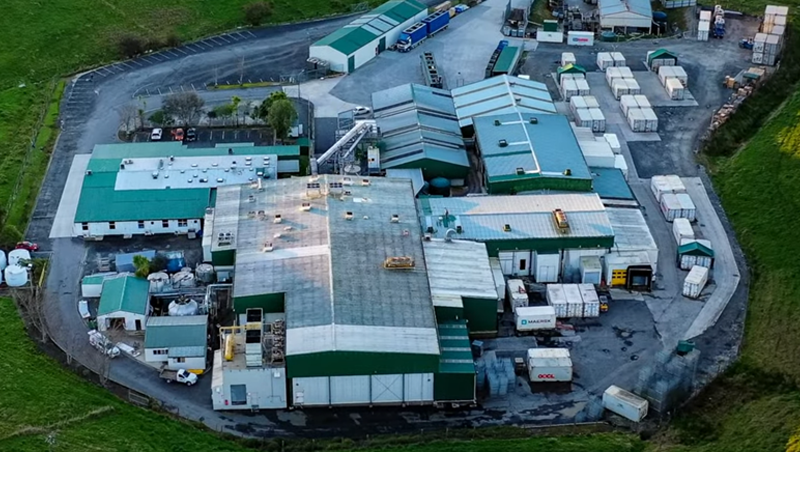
[560,73,590,101]
[753,5,788,66]
[596,51,626,71]
[606,67,640,100]
[660,193,696,222]
[698,10,711,41]
[546,283,600,318]
[620,94,658,133]
[658,66,688,100]
[682,265,709,299]
[571,96,606,132]
[476,355,516,396]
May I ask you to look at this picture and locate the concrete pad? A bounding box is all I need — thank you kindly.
[284,79,357,118]
[50,154,91,239]
[633,71,698,107]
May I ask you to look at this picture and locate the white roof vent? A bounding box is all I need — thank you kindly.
[361,178,371,186]
[262,242,274,252]
[248,195,256,203]
[300,202,311,211]
[390,214,400,223]
[345,211,354,220]
[217,178,224,183]
[151,171,159,179]
[274,214,282,224]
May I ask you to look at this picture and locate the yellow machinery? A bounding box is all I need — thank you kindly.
[553,209,569,233]
[219,322,263,361]
[383,256,415,269]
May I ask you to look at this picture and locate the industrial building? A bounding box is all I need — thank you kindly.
[473,112,593,194]
[420,193,614,282]
[598,0,653,33]
[206,175,478,410]
[97,274,150,332]
[605,207,658,289]
[144,315,209,372]
[372,83,470,180]
[72,142,300,239]
[309,0,427,73]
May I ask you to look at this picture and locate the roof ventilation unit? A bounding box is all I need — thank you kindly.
[262,242,274,253]
[274,214,282,224]
[345,211,354,220]
[498,139,508,147]
[503,223,512,232]
[390,214,400,223]
[563,169,572,176]
[553,209,569,232]
[529,117,538,124]
[494,119,501,126]
[516,167,525,175]
[152,171,159,179]
[85,170,92,176]
[361,178,371,186]
[342,177,353,186]
[300,202,311,212]
[248,195,256,203]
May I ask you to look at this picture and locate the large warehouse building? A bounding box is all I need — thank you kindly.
[309,0,428,73]
[598,0,652,33]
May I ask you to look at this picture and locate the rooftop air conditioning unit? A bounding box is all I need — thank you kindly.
[361,179,371,186]
[300,202,311,211]
[391,214,400,223]
[274,214,282,224]
[262,242,274,252]
[498,139,508,147]
[345,211,354,220]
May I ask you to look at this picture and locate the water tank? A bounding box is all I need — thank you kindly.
[0,250,6,271]
[5,265,28,287]
[195,263,215,284]
[652,11,668,21]
[168,297,199,316]
[8,249,31,266]
[171,270,196,288]
[429,177,450,196]
[601,31,617,42]
[343,164,360,175]
[147,271,170,293]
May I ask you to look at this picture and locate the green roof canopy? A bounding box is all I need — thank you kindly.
[647,49,678,64]
[557,63,587,75]
[678,240,714,257]
[98,275,149,316]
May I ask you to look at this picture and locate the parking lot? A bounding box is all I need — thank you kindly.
[131,127,274,147]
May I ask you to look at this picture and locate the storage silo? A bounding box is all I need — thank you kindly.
[147,272,170,293]
[195,263,215,284]
[5,265,28,287]
[168,296,199,316]
[8,249,31,266]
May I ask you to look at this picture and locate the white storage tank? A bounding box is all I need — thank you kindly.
[612,79,629,100]
[597,52,614,70]
[584,95,600,109]
[642,108,658,133]
[507,279,528,313]
[147,271,169,293]
[683,265,709,299]
[546,283,568,318]
[614,154,629,180]
[624,78,641,95]
[5,264,28,287]
[588,108,606,133]
[603,133,621,154]
[580,256,602,285]
[171,270,196,288]
[660,193,682,222]
[603,385,649,422]
[561,52,576,66]
[611,52,626,67]
[168,296,200,316]
[579,283,600,318]
[627,108,646,133]
[563,283,584,318]
[620,94,638,117]
[673,218,695,245]
[0,249,6,271]
[576,79,590,96]
[527,348,573,382]
[665,78,685,100]
[196,263,215,283]
[515,306,557,332]
[676,193,697,221]
[8,248,31,266]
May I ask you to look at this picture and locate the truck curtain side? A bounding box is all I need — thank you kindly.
[397,10,450,52]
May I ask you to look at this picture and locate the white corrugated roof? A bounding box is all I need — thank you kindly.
[423,239,498,301]
[286,324,441,356]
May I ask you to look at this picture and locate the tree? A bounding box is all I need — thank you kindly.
[133,255,151,278]
[212,104,235,126]
[254,91,289,122]
[163,91,205,127]
[148,109,170,127]
[118,103,138,135]
[231,95,242,126]
[268,99,297,143]
[243,2,273,26]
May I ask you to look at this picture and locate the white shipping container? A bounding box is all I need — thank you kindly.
[634,95,651,109]
[752,51,764,64]
[672,66,689,87]
[620,94,638,116]
[561,52,576,66]
[597,52,614,70]
[563,283,584,318]
[665,77,685,100]
[676,192,697,221]
[567,30,594,46]
[507,278,528,312]
[574,107,593,128]
[698,27,709,42]
[579,140,615,167]
[579,283,600,317]
[606,66,622,86]
[603,385,649,422]
[580,256,602,285]
[683,265,709,299]
[589,107,606,132]
[624,78,641,95]
[576,78,590,96]
[618,67,633,79]
[612,79,629,100]
[603,133,621,154]
[766,34,781,54]
[658,65,673,85]
[515,306,557,331]
[642,107,658,132]
[561,78,579,100]
[650,175,686,201]
[546,283,568,318]
[627,108,646,132]
[611,52,626,67]
[527,348,573,382]
[614,154,629,180]
[699,10,711,21]
[584,95,600,108]
[570,95,588,113]
[560,72,585,88]
[753,32,768,53]
[660,193,682,222]
[673,218,695,245]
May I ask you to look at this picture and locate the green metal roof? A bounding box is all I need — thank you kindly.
[678,240,714,257]
[557,63,587,75]
[145,315,208,349]
[312,0,426,55]
[91,143,299,160]
[437,321,475,375]
[590,167,634,200]
[98,275,149,316]
[493,46,520,75]
[647,49,678,64]
[82,274,107,285]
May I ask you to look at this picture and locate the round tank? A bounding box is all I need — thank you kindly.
[601,31,617,42]
[195,263,215,283]
[429,177,450,196]
[171,271,196,288]
[0,250,6,271]
[343,164,360,175]
[168,297,199,316]
[5,265,28,287]
[147,272,169,293]
[8,249,31,266]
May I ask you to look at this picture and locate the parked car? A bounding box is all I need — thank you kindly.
[186,128,197,142]
[172,128,185,141]
[150,128,163,141]
[16,241,39,251]
[160,369,198,386]
[353,106,371,116]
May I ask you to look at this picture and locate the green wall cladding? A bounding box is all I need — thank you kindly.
[487,176,593,195]
[286,351,440,378]
[233,293,285,314]
[463,297,498,333]
[483,236,614,257]
[435,305,464,324]
[434,373,476,402]
[211,249,235,266]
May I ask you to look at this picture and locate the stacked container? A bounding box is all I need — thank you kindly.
[665,78,685,100]
[606,66,633,86]
[559,72,584,88]
[584,96,600,108]
[650,175,686,201]
[753,6,788,66]
[563,284,584,318]
[659,66,688,86]
[597,52,614,70]
[620,95,638,116]
[627,108,646,133]
[676,193,697,221]
[614,154,629,180]
[680,239,714,270]
[682,265,709,299]
[634,95,651,109]
[603,133,621,154]
[611,52,626,67]
[546,283,568,318]
[660,193,682,222]
[561,52,577,66]
[507,278,528,313]
[642,108,659,132]
[562,78,579,100]
[698,11,711,41]
[576,79,591,96]
[624,79,641,95]
[588,108,606,132]
[515,306,557,332]
[673,218,695,245]
[579,283,600,318]
[612,79,630,100]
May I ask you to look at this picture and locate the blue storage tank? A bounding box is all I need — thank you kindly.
[652,11,668,21]
[429,177,451,196]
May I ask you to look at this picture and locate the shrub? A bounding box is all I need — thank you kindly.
[165,33,181,48]
[243,2,273,26]
[117,34,144,58]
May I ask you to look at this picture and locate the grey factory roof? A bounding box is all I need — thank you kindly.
[221,176,438,356]
[419,194,613,242]
[386,168,425,195]
[423,239,498,306]
[474,113,591,181]
[373,84,469,170]
[145,315,208,350]
[599,0,652,18]
[606,207,657,253]
[450,75,557,128]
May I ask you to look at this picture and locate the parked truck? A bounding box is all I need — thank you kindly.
[160,368,198,386]
[87,330,120,358]
[397,10,450,52]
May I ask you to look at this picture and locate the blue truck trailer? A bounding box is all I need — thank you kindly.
[397,10,450,52]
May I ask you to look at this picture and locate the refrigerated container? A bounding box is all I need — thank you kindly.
[561,52,576,66]
[563,283,584,318]
[588,108,606,132]
[561,78,579,100]
[603,385,648,422]
[611,52,626,67]
[559,72,585,88]
[507,278,528,312]
[642,107,658,132]
[584,95,600,108]
[574,107,592,128]
[527,348,573,382]
[676,192,696,221]
[672,218,695,245]
[682,265,709,299]
[546,283,568,318]
[660,193,682,222]
[606,66,622,86]
[650,174,686,201]
[515,306,557,332]
[579,283,600,318]
[665,78,685,100]
[576,78,590,96]
[612,79,629,99]
[620,94,638,117]
[634,95,651,109]
[624,78,641,95]
[570,95,588,116]
[627,108,646,132]
[597,52,614,70]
